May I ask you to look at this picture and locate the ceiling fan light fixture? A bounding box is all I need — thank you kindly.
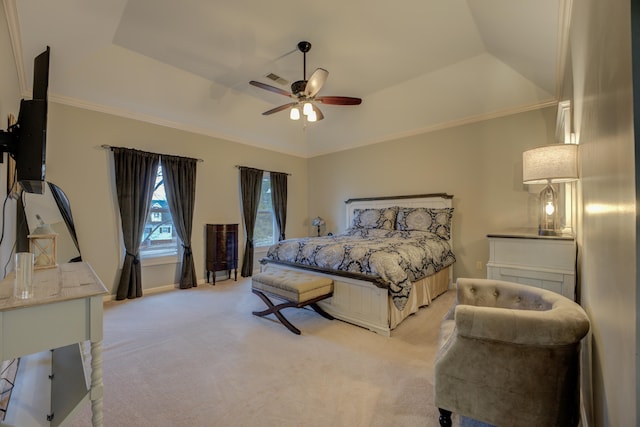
[290,107,300,120]
[303,102,313,116]
[307,110,317,122]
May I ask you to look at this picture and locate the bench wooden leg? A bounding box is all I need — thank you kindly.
[438,408,452,427]
[310,302,334,320]
[251,289,334,335]
[251,289,302,335]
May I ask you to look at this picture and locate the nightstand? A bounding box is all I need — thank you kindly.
[486,229,576,300]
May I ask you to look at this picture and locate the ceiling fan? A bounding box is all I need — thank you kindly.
[249,41,362,122]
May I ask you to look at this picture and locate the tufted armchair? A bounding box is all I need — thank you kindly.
[434,278,590,427]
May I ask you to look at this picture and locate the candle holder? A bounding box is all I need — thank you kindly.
[28,233,58,269]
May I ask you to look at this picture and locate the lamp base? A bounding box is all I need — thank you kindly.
[538,183,559,236]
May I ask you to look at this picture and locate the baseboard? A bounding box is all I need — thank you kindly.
[102,278,207,302]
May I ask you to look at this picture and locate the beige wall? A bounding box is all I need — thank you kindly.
[0,1,18,116]
[0,0,19,272]
[308,107,556,280]
[566,0,637,425]
[27,102,557,294]
[43,103,308,294]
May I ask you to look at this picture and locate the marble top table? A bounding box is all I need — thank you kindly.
[0,262,107,426]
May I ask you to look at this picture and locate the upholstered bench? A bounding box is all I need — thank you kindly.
[251,269,334,335]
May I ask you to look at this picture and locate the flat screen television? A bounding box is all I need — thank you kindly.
[0,46,50,194]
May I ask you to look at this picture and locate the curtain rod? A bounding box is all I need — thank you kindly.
[234,165,292,176]
[100,145,204,162]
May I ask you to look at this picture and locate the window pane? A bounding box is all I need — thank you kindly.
[254,211,274,247]
[140,165,179,258]
[253,174,276,247]
[258,176,272,210]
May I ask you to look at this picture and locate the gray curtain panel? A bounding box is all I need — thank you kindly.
[112,147,160,300]
[239,167,263,277]
[162,154,198,289]
[270,172,287,241]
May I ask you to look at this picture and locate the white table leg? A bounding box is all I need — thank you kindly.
[90,339,104,427]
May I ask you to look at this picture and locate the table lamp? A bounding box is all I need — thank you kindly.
[311,216,325,237]
[523,144,578,236]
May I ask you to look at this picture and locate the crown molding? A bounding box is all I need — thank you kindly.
[309,99,559,157]
[50,93,309,158]
[52,92,557,161]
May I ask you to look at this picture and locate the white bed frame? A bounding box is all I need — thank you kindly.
[262,193,454,336]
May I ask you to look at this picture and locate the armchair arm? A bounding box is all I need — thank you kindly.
[454,303,590,346]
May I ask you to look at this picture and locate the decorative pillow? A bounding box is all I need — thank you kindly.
[396,207,453,239]
[351,207,398,230]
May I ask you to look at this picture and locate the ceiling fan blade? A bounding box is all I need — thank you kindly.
[304,68,329,97]
[250,80,293,98]
[262,102,298,115]
[316,96,362,105]
[311,104,324,121]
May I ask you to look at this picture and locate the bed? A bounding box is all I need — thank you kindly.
[259,193,455,336]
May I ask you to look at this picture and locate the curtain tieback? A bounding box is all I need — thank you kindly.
[182,244,192,256]
[126,251,140,264]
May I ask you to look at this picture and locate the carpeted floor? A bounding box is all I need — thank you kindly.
[67,277,490,427]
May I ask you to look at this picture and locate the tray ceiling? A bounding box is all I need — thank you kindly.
[7,0,564,157]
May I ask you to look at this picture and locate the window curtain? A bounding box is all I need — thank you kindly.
[112,147,160,300]
[239,167,263,277]
[270,172,287,241]
[162,154,198,289]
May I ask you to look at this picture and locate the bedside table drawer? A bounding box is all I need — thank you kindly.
[487,232,576,300]
[487,265,568,297]
[489,237,575,271]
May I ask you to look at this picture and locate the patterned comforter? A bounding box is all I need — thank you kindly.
[264,228,456,310]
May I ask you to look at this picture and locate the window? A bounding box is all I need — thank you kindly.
[140,165,179,258]
[253,173,277,248]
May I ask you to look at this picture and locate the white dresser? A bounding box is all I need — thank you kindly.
[486,230,576,301]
